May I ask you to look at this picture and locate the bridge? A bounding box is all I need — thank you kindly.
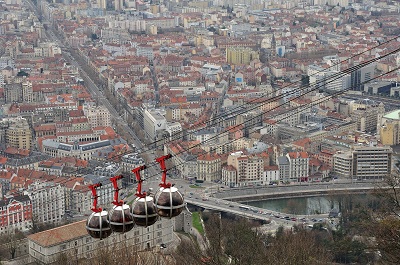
[185,197,273,223]
[186,181,383,225]
[211,181,381,201]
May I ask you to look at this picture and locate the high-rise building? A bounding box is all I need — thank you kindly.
[350,64,375,91]
[6,117,32,150]
[379,109,400,145]
[226,47,259,65]
[114,0,123,11]
[350,99,385,133]
[98,0,106,9]
[333,146,392,180]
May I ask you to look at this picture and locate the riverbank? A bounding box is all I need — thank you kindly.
[212,182,382,202]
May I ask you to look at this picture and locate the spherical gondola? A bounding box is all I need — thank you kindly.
[154,186,184,218]
[131,196,158,227]
[154,154,185,218]
[108,176,135,233]
[86,183,112,240]
[131,165,159,227]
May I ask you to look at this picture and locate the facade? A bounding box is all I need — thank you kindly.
[333,151,353,178]
[27,218,174,264]
[333,146,393,180]
[143,109,166,143]
[264,165,280,184]
[286,152,309,182]
[352,146,392,180]
[82,104,112,128]
[41,139,122,160]
[6,117,32,150]
[197,153,221,182]
[226,47,259,65]
[0,195,32,234]
[379,109,400,145]
[351,99,385,133]
[277,152,309,183]
[222,151,265,187]
[24,182,65,225]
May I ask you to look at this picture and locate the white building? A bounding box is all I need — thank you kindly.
[143,109,166,142]
[24,182,65,225]
[27,218,174,264]
[82,104,112,128]
[41,139,120,160]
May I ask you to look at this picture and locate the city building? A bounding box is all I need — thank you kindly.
[226,47,259,65]
[0,195,32,234]
[197,153,221,182]
[333,146,392,180]
[82,104,112,129]
[352,146,392,180]
[6,117,32,150]
[41,138,127,161]
[350,99,385,133]
[143,109,166,144]
[222,151,265,187]
[27,218,174,264]
[379,109,400,145]
[24,182,65,225]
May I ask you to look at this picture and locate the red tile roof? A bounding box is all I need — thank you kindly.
[27,220,87,247]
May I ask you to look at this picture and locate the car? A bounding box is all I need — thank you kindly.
[311,218,317,222]
[229,204,234,208]
[291,217,297,221]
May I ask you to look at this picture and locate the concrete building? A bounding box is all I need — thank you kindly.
[0,195,32,234]
[352,146,392,180]
[6,117,32,150]
[351,99,385,133]
[27,218,174,264]
[143,109,166,144]
[197,153,221,182]
[24,182,65,225]
[333,146,392,180]
[41,138,126,160]
[226,47,259,65]
[82,104,112,129]
[350,64,375,91]
[286,152,309,182]
[379,109,400,145]
[222,151,265,187]
[333,151,353,179]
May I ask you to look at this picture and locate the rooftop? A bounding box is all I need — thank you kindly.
[383,109,400,121]
[27,220,87,247]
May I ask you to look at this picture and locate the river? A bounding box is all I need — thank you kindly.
[246,194,372,215]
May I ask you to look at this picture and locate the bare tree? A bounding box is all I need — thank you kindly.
[0,230,25,260]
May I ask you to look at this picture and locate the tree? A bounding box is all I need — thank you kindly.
[0,230,25,260]
[366,171,400,263]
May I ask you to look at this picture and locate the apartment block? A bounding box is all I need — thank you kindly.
[333,146,393,180]
[24,182,65,225]
[379,109,400,145]
[352,146,392,180]
[222,151,265,187]
[82,104,112,128]
[6,117,32,150]
[226,47,259,65]
[0,195,32,234]
[197,153,221,182]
